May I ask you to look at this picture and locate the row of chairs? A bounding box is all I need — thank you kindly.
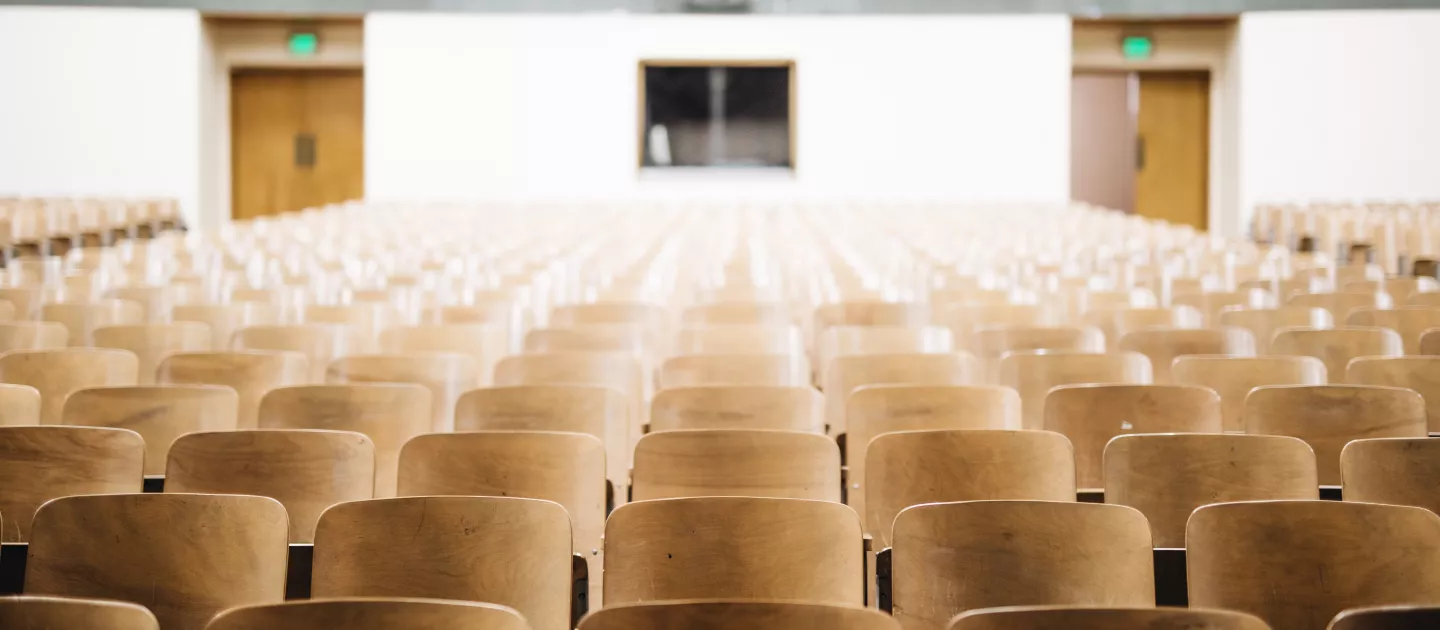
[0,197,181,255]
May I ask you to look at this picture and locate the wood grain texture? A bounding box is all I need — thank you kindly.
[157,351,309,429]
[326,353,478,433]
[1116,327,1256,383]
[969,326,1105,381]
[0,322,69,352]
[233,324,365,383]
[206,598,529,630]
[660,354,810,388]
[0,595,159,630]
[166,429,375,543]
[651,385,822,433]
[1288,292,1391,325]
[0,426,143,542]
[1045,383,1221,490]
[1271,327,1403,380]
[866,429,1075,546]
[172,303,279,350]
[949,606,1270,630]
[313,496,572,630]
[0,348,139,425]
[1329,606,1440,630]
[938,305,1049,348]
[824,353,981,437]
[1219,307,1334,352]
[1135,72,1209,230]
[63,385,238,476]
[259,383,431,498]
[1347,357,1440,431]
[1172,355,1327,432]
[494,353,645,443]
[379,324,508,387]
[681,301,793,326]
[41,300,144,347]
[1187,501,1440,630]
[1104,433,1318,547]
[674,325,800,356]
[25,493,288,630]
[604,497,863,607]
[1081,307,1202,351]
[580,600,898,630]
[1342,438,1440,517]
[0,383,41,426]
[892,501,1154,630]
[999,351,1154,432]
[93,323,211,385]
[633,429,839,502]
[454,384,629,492]
[1245,385,1426,485]
[1346,307,1440,354]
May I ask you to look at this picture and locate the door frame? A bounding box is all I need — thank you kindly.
[1071,18,1239,237]
[199,17,364,230]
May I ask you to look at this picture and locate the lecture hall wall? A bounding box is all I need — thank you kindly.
[0,6,1438,237]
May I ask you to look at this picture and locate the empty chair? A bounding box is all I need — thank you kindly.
[494,353,645,439]
[41,300,144,346]
[313,496,572,630]
[675,325,802,355]
[866,429,1075,546]
[1104,434,1319,547]
[1270,327,1402,378]
[1117,327,1256,383]
[207,599,528,630]
[0,426,143,541]
[302,303,391,353]
[553,301,666,329]
[0,383,41,426]
[379,323,508,386]
[0,321,69,351]
[950,607,1271,630]
[326,353,478,432]
[969,326,1105,381]
[0,348,139,425]
[815,301,928,333]
[1045,384,1222,490]
[605,496,862,606]
[525,326,647,356]
[1219,307,1334,352]
[93,323,211,384]
[172,303,279,351]
[1346,307,1440,354]
[165,429,375,543]
[0,287,44,320]
[1353,276,1440,301]
[818,325,953,381]
[1082,306,1201,351]
[1329,606,1440,630]
[940,304,1049,347]
[455,384,629,492]
[682,301,793,327]
[632,429,840,502]
[1341,438,1440,516]
[1172,355,1327,432]
[1289,291,1392,323]
[580,601,899,630]
[157,351,308,429]
[999,351,1153,431]
[25,493,288,630]
[1246,385,1426,485]
[892,501,1153,630]
[1174,289,1277,324]
[64,385,238,476]
[1347,357,1440,432]
[233,324,363,383]
[1188,501,1440,630]
[825,353,981,437]
[0,596,159,630]
[651,385,822,433]
[660,354,810,388]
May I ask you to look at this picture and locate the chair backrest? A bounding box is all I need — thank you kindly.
[41,299,144,346]
[1218,306,1334,352]
[0,383,41,426]
[312,496,572,630]
[206,599,528,630]
[815,301,928,333]
[1116,327,1256,383]
[604,496,863,606]
[525,326,647,356]
[940,304,1049,346]
[493,353,645,436]
[105,286,174,323]
[454,384,629,489]
[0,321,69,352]
[824,353,981,436]
[172,303,279,351]
[233,324,364,383]
[1188,500,1440,630]
[157,350,308,429]
[866,430,1075,546]
[892,501,1154,630]
[1341,438,1440,516]
[0,426,143,542]
[682,301,793,327]
[660,354,810,388]
[1174,289,1277,324]
[165,429,375,543]
[1171,355,1327,432]
[25,493,288,630]
[1044,383,1221,490]
[968,326,1105,379]
[379,324,508,386]
[651,385,822,433]
[1245,385,1426,485]
[0,348,138,425]
[301,304,391,352]
[63,385,238,476]
[1104,434,1318,547]
[552,301,665,329]
[1000,351,1153,431]
[1270,327,1402,378]
[674,325,802,355]
[632,429,840,502]
[258,383,431,497]
[1288,291,1392,323]
[0,595,159,630]
[93,323,211,385]
[1346,307,1440,354]
[326,353,479,432]
[579,601,899,630]
[0,287,44,320]
[1328,606,1440,630]
[1347,357,1440,432]
[949,606,1271,630]
[1081,306,1202,351]
[818,325,953,381]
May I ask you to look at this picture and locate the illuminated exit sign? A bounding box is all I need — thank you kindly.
[288,31,319,57]
[1122,35,1154,60]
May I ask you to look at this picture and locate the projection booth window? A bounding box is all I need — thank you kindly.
[640,61,794,169]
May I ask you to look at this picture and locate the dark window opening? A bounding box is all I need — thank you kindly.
[641,63,793,169]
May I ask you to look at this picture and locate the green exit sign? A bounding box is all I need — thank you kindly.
[1122,35,1154,60]
[288,31,319,57]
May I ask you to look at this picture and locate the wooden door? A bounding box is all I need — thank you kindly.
[231,70,364,220]
[1135,72,1209,230]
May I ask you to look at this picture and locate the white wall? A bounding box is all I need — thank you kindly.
[1239,10,1440,229]
[0,7,202,225]
[365,14,1072,205]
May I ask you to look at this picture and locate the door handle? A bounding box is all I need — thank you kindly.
[1135,136,1146,172]
[294,133,316,168]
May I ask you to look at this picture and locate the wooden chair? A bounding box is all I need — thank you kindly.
[674,325,802,355]
[682,301,793,327]
[969,326,1104,381]
[1116,327,1256,383]
[302,304,392,353]
[1172,355,1327,432]
[1081,306,1202,351]
[494,353,646,442]
[93,323,211,385]
[525,326,647,356]
[0,426,143,542]
[172,303,279,350]
[233,324,364,383]
[1341,438,1440,517]
[1104,434,1318,547]
[157,351,308,429]
[326,353,478,432]
[939,305,1049,348]
[259,383,430,498]
[632,429,840,502]
[1352,276,1440,301]
[825,353,981,437]
[651,385,822,433]
[1246,384,1426,485]
[206,599,529,630]
[0,321,69,351]
[605,496,862,606]
[866,429,1075,546]
[1045,384,1221,490]
[552,301,666,329]
[892,501,1154,630]
[379,324,508,386]
[1219,307,1334,352]
[1188,501,1440,630]
[999,351,1153,431]
[0,287,44,320]
[815,301,928,334]
[579,601,899,630]
[105,286,175,323]
[63,385,237,476]
[1345,307,1440,354]
[1288,291,1392,323]
[949,606,1271,630]
[0,348,138,425]
[660,354,810,388]
[1347,357,1440,432]
[1270,327,1402,379]
[818,325,953,382]
[165,429,374,543]
[1174,289,1277,324]
[25,494,288,630]
[41,300,143,347]
[0,383,41,426]
[1329,606,1440,630]
[313,496,572,630]
[397,431,606,603]
[0,596,159,630]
